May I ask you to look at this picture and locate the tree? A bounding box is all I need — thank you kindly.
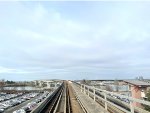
[106,85,113,91]
[143,90,150,111]
[135,77,139,80]
[81,79,91,85]
[139,76,144,80]
[135,76,144,80]
[0,79,5,91]
[6,80,15,84]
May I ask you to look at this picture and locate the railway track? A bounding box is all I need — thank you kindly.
[40,84,64,113]
[39,81,84,113]
[65,82,72,113]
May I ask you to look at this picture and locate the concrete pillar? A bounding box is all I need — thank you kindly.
[130,101,134,113]
[88,86,89,96]
[93,86,95,101]
[104,93,107,110]
[84,85,85,94]
[81,84,82,92]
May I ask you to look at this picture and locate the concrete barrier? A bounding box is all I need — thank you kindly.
[31,84,63,113]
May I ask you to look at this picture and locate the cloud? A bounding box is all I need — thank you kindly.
[0,66,16,73]
[0,66,31,74]
[0,2,150,80]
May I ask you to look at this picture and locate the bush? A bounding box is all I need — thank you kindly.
[144,90,150,111]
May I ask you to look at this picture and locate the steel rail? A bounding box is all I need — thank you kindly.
[66,83,72,113]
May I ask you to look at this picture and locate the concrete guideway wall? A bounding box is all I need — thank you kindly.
[31,83,63,113]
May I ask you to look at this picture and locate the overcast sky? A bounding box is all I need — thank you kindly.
[0,1,150,81]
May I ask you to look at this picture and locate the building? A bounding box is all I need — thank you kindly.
[32,79,62,89]
[123,79,150,107]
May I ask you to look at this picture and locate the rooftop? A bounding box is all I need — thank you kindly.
[123,79,150,87]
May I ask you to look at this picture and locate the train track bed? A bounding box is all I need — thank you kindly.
[56,81,84,113]
[55,83,66,112]
[38,81,87,113]
[39,85,64,113]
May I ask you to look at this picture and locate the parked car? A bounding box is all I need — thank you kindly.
[13,109,26,113]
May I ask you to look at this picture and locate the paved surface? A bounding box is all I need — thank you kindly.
[72,83,109,113]
[4,94,42,113]
[68,82,84,113]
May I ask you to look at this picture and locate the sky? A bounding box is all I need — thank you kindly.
[0,1,150,81]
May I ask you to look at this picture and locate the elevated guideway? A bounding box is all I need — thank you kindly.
[30,81,150,113]
[31,81,85,113]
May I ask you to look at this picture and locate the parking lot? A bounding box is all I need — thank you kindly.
[0,91,51,113]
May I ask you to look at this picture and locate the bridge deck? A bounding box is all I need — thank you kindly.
[72,83,109,113]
